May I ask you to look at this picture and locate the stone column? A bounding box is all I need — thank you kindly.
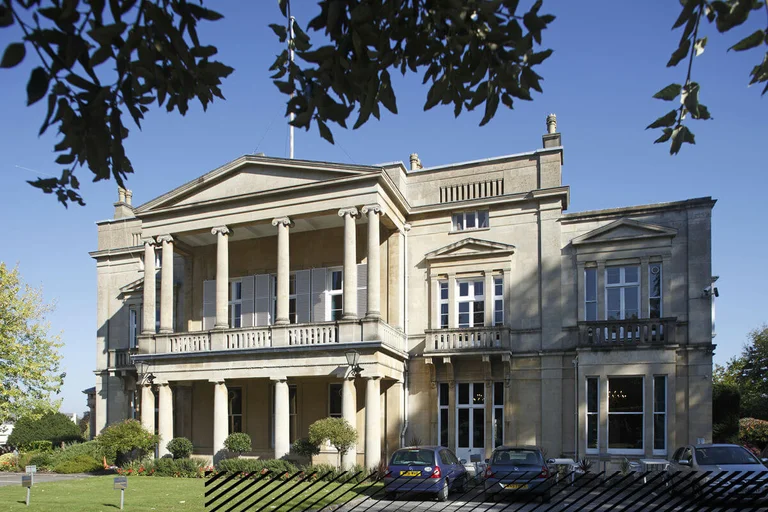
[272,217,293,325]
[158,235,174,333]
[273,378,290,459]
[361,204,382,318]
[365,376,381,468]
[140,383,155,434]
[339,207,359,319]
[157,383,173,457]
[341,377,357,468]
[142,240,156,334]
[212,226,231,329]
[212,380,228,457]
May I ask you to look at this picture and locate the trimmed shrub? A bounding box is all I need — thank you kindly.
[739,417,768,450]
[224,433,252,455]
[299,463,369,483]
[291,438,321,459]
[216,458,298,477]
[7,413,82,449]
[27,440,54,453]
[154,457,206,477]
[28,452,55,470]
[53,440,104,464]
[308,418,357,467]
[53,455,102,474]
[167,437,194,459]
[96,419,158,465]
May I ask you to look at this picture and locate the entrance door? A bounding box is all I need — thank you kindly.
[456,382,485,463]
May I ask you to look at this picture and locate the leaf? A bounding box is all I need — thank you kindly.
[55,154,75,165]
[654,128,673,144]
[729,30,765,52]
[526,49,553,66]
[378,71,397,114]
[269,23,288,42]
[26,67,50,106]
[0,5,13,28]
[646,110,679,129]
[1,42,25,68]
[653,83,682,101]
[65,73,96,91]
[667,40,691,67]
[317,120,334,144]
[694,37,707,56]
[672,0,698,29]
[479,91,499,126]
[669,125,695,155]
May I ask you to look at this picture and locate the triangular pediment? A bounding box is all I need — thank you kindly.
[572,218,677,246]
[426,238,516,261]
[119,277,144,296]
[135,155,380,213]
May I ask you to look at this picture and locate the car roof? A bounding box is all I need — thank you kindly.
[395,446,443,451]
[689,444,748,449]
[493,445,542,451]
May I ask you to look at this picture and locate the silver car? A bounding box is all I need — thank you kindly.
[667,444,768,502]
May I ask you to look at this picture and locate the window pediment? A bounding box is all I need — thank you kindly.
[425,237,515,263]
[571,219,677,247]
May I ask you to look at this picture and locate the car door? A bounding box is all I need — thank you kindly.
[439,449,456,484]
[448,449,466,482]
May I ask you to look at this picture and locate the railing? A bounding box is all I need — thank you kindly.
[425,327,509,353]
[578,318,677,346]
[226,328,271,349]
[168,333,211,353]
[108,348,137,368]
[288,323,338,346]
[378,321,406,352]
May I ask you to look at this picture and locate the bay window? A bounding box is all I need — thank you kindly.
[608,376,644,453]
[458,280,484,328]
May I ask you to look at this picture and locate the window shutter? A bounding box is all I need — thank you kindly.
[357,263,368,317]
[255,274,270,326]
[311,268,327,322]
[296,270,311,323]
[241,276,255,327]
[203,280,215,330]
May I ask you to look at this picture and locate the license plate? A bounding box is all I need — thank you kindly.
[505,484,528,490]
[400,470,422,477]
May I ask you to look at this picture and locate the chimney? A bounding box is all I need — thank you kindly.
[409,153,423,171]
[114,186,135,219]
[542,113,561,148]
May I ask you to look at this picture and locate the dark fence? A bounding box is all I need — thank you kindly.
[204,468,768,512]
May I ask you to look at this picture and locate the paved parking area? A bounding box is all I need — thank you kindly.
[0,472,95,487]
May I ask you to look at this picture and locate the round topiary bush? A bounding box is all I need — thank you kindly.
[96,419,158,465]
[291,438,321,459]
[224,433,252,455]
[308,417,357,468]
[166,437,194,459]
[7,412,82,449]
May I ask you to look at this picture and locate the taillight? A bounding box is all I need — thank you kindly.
[484,466,494,479]
[539,466,549,479]
[430,466,442,479]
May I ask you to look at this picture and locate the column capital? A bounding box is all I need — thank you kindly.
[208,379,227,385]
[142,238,157,247]
[211,225,231,236]
[402,222,412,232]
[361,203,382,216]
[338,207,359,218]
[157,234,174,244]
[365,374,383,381]
[270,376,288,383]
[272,217,294,228]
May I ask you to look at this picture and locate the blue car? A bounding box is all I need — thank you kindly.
[483,446,553,503]
[384,446,469,501]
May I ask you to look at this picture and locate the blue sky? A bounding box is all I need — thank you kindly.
[1,1,766,415]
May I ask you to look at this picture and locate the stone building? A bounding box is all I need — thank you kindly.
[91,115,716,467]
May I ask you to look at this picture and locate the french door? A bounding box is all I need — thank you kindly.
[456,382,485,463]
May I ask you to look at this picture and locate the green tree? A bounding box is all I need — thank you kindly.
[0,262,64,423]
[715,325,768,421]
[308,417,357,468]
[7,411,82,448]
[0,1,766,205]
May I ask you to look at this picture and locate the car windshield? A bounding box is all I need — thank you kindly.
[695,447,761,465]
[391,449,435,466]
[492,449,541,466]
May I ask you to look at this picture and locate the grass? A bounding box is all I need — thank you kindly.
[0,475,382,511]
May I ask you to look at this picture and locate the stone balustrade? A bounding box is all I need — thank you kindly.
[288,323,338,345]
[425,327,510,353]
[226,328,272,349]
[578,317,677,346]
[108,348,137,369]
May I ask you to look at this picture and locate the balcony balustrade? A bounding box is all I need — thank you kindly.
[425,326,510,353]
[108,348,137,369]
[577,317,677,347]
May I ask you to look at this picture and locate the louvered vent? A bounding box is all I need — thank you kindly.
[439,179,504,203]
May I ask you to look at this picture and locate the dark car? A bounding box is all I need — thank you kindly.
[383,446,469,501]
[483,446,553,503]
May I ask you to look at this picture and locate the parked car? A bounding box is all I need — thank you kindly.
[483,446,553,503]
[667,444,768,502]
[383,446,469,501]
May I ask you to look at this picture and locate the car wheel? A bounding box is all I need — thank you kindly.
[458,475,469,493]
[541,490,551,504]
[437,479,449,502]
[384,491,396,501]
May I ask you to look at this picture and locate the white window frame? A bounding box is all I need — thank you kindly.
[457,279,485,328]
[586,377,599,454]
[129,306,139,349]
[607,376,645,455]
[439,281,449,329]
[452,210,489,232]
[228,386,243,435]
[653,375,667,455]
[438,383,449,447]
[229,279,243,328]
[492,382,504,448]
[585,267,597,321]
[648,263,663,318]
[327,267,343,321]
[605,266,640,320]
[493,276,504,326]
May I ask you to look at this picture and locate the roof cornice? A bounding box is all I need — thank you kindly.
[562,197,716,223]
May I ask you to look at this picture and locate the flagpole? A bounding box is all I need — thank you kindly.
[288,4,295,159]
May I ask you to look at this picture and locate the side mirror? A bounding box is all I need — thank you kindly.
[460,458,467,464]
[761,458,768,464]
[679,459,691,466]
[547,459,556,465]
[485,458,490,464]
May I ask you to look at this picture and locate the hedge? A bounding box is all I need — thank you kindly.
[53,455,102,474]
[7,413,82,449]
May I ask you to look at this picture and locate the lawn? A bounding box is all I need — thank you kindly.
[0,475,382,511]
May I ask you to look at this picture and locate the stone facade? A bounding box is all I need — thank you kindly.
[91,118,716,467]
